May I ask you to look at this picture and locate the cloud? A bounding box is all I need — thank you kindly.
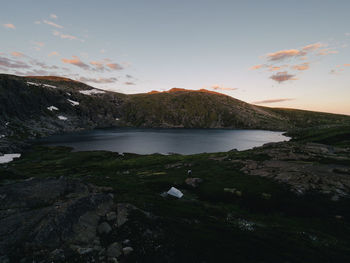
[126,74,133,78]
[253,98,294,104]
[89,60,123,71]
[318,48,338,55]
[3,23,15,29]
[53,30,78,40]
[292,62,309,71]
[211,85,237,91]
[250,64,265,70]
[11,51,24,57]
[266,49,305,61]
[344,64,350,67]
[268,65,284,71]
[50,14,58,19]
[48,51,59,57]
[270,71,296,83]
[61,56,90,69]
[124,82,135,85]
[301,43,323,52]
[0,56,30,69]
[78,76,118,84]
[43,20,63,29]
[34,41,45,47]
[106,63,123,70]
[345,33,350,36]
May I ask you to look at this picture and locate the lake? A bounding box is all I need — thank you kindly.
[38,128,289,155]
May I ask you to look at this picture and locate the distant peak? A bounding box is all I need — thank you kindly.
[25,76,77,82]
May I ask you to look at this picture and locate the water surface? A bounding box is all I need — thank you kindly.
[38,128,289,155]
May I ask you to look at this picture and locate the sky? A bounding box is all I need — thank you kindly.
[1,0,350,115]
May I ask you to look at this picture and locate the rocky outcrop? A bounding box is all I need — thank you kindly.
[237,142,350,198]
[0,177,136,262]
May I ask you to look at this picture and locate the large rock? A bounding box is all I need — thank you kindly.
[0,177,115,262]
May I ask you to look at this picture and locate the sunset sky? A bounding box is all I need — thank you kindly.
[1,0,350,115]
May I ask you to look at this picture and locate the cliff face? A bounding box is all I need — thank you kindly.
[1,73,350,153]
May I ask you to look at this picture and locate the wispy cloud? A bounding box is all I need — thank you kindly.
[3,23,15,29]
[250,64,265,70]
[11,51,24,57]
[211,85,237,91]
[318,48,338,55]
[292,62,309,71]
[48,51,59,57]
[50,14,58,19]
[78,76,118,84]
[53,30,79,40]
[301,43,324,52]
[61,56,90,69]
[0,56,30,69]
[43,19,63,29]
[266,49,305,61]
[270,71,296,83]
[125,81,135,85]
[253,98,294,104]
[89,59,123,71]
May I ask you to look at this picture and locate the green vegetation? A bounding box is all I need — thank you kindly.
[1,143,350,262]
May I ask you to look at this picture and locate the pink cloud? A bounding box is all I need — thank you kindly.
[53,30,78,40]
[3,23,15,29]
[250,64,265,70]
[43,20,63,29]
[270,71,296,83]
[61,56,90,69]
[211,85,237,91]
[11,51,24,57]
[292,62,309,71]
[301,43,324,51]
[266,49,305,61]
[78,76,118,84]
[106,63,123,70]
[48,51,59,57]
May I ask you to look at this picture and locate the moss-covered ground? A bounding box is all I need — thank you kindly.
[1,136,350,262]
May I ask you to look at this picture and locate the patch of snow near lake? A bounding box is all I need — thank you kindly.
[58,115,68,121]
[67,99,79,106]
[66,92,71,96]
[115,118,120,121]
[27,81,40,87]
[167,187,183,198]
[43,84,57,89]
[47,106,59,111]
[0,154,21,164]
[79,89,106,95]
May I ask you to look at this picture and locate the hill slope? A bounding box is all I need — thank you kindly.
[1,73,350,152]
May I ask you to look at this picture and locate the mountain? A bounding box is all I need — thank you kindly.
[1,73,350,152]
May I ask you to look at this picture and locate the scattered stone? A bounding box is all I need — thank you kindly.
[107,242,122,258]
[98,222,112,235]
[123,246,134,255]
[185,178,203,188]
[167,187,184,198]
[76,247,94,255]
[106,211,117,221]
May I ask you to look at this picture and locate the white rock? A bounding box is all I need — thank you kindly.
[167,187,183,198]
[58,115,67,121]
[67,99,79,106]
[0,154,21,164]
[47,106,59,111]
[0,135,5,139]
[79,89,106,95]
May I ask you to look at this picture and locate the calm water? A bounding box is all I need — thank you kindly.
[38,128,289,155]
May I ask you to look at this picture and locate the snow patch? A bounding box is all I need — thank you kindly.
[58,115,67,121]
[47,106,59,111]
[0,135,5,139]
[115,118,120,121]
[0,154,21,164]
[67,99,79,106]
[66,92,71,96]
[79,89,106,95]
[27,81,40,87]
[43,84,57,89]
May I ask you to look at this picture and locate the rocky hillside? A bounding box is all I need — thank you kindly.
[1,73,350,152]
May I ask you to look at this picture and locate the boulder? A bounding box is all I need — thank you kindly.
[98,222,112,235]
[185,178,203,188]
[107,242,122,258]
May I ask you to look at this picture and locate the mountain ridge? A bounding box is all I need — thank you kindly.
[1,73,350,153]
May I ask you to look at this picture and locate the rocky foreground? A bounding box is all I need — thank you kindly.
[0,177,142,263]
[1,136,350,262]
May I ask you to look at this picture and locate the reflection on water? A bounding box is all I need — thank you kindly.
[38,128,289,155]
